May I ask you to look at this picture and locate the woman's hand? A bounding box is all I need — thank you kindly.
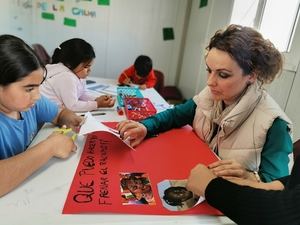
[116,120,147,147]
[95,95,115,108]
[208,159,255,180]
[45,131,77,159]
[186,164,216,197]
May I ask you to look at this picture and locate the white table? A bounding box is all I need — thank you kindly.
[86,77,171,115]
[0,77,235,225]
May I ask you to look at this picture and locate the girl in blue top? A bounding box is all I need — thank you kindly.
[0,35,83,197]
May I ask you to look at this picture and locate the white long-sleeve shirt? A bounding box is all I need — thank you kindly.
[40,63,97,112]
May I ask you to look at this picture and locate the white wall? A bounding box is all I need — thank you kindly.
[0,0,187,84]
[179,0,234,98]
[0,1,14,35]
[283,17,300,140]
[0,0,33,41]
[0,0,231,97]
[104,0,187,84]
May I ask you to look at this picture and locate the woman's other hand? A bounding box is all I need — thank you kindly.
[208,159,257,181]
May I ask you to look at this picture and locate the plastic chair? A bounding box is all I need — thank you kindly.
[32,43,51,65]
[161,86,184,104]
[154,70,165,94]
[154,69,184,104]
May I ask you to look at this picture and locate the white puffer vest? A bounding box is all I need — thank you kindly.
[193,83,292,171]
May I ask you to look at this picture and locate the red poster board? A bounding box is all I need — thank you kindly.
[63,123,220,215]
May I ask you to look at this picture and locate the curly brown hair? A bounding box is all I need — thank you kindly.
[206,24,283,85]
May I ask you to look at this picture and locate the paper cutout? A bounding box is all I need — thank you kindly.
[157,179,204,211]
[63,124,221,215]
[41,12,55,20]
[163,27,174,41]
[199,0,208,8]
[64,17,76,27]
[72,7,96,18]
[98,0,110,6]
[78,112,134,150]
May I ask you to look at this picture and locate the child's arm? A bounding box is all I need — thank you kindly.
[0,132,75,197]
[52,108,82,132]
[118,72,132,85]
[118,66,135,85]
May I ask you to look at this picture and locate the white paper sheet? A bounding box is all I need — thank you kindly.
[78,112,134,150]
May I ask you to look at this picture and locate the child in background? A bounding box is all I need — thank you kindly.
[118,55,157,90]
[40,38,115,112]
[0,34,82,197]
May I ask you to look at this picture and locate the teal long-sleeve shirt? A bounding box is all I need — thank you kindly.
[141,99,292,182]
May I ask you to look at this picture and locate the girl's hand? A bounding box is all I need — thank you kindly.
[186,164,216,197]
[208,159,254,180]
[95,95,115,108]
[54,108,82,132]
[116,120,147,147]
[45,132,76,159]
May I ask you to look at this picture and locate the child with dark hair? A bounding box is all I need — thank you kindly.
[40,38,115,112]
[0,34,82,197]
[118,55,157,90]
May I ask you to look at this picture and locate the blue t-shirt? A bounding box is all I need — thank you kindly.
[0,96,58,159]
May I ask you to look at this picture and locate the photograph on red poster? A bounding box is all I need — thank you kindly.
[119,172,156,205]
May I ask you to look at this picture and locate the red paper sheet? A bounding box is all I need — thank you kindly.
[63,123,220,215]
